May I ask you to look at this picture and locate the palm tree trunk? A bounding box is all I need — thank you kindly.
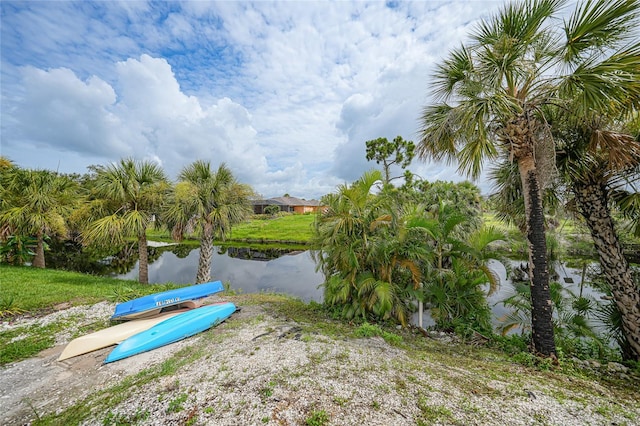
[574,180,640,361]
[518,155,557,358]
[33,231,46,268]
[138,233,149,284]
[196,224,214,284]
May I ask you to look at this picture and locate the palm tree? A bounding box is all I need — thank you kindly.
[0,168,77,268]
[83,158,168,284]
[312,170,427,325]
[419,201,505,335]
[164,161,253,284]
[417,0,640,358]
[488,113,640,360]
[0,157,18,241]
[554,113,640,360]
[549,0,640,360]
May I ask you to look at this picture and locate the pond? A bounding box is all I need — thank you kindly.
[114,245,325,302]
[113,245,606,330]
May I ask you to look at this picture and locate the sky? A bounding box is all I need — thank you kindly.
[1,1,502,200]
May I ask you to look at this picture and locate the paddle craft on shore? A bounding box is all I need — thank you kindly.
[104,302,237,363]
[111,281,225,320]
[58,309,190,361]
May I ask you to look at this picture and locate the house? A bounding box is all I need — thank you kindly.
[252,196,322,214]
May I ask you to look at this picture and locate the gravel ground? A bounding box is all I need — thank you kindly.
[1,298,639,426]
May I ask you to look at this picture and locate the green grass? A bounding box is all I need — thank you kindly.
[0,265,177,313]
[0,324,56,365]
[227,214,316,244]
[354,322,403,346]
[0,266,193,365]
[305,409,330,426]
[145,213,317,245]
[481,212,515,232]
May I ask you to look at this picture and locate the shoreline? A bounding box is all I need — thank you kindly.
[2,294,639,425]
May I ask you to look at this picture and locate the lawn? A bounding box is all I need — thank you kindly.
[225,213,316,244]
[145,213,317,245]
[0,266,180,314]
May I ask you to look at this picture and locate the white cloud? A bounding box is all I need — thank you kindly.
[1,1,500,199]
[11,67,125,157]
[6,55,267,185]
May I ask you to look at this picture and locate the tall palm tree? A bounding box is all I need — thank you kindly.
[488,113,640,360]
[0,168,77,268]
[164,161,253,284]
[83,158,168,284]
[554,113,640,360]
[418,0,640,358]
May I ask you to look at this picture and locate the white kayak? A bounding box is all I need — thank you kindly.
[58,309,189,361]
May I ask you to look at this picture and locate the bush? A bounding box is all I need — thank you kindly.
[264,205,280,216]
[424,265,493,336]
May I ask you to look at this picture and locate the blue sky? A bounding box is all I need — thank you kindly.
[1,1,499,199]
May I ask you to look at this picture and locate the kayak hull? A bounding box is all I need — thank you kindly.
[58,309,189,361]
[104,302,236,363]
[112,281,224,320]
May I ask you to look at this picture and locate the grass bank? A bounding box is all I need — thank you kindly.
[0,266,185,365]
[0,265,178,314]
[146,213,317,247]
[227,213,316,244]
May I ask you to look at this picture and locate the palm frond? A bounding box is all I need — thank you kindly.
[83,214,125,246]
[563,46,640,113]
[431,45,475,101]
[417,103,462,164]
[590,128,640,172]
[562,0,640,64]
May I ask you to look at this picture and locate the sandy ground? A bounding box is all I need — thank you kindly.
[1,302,209,424]
[1,300,639,426]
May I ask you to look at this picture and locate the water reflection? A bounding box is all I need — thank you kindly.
[114,245,606,329]
[487,260,603,320]
[414,259,606,329]
[115,246,324,302]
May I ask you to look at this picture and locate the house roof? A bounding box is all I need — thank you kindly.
[252,196,320,207]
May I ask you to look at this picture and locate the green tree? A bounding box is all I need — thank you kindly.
[82,158,168,284]
[365,136,415,186]
[419,201,505,335]
[417,0,640,358]
[164,161,253,283]
[413,180,484,235]
[539,0,640,360]
[554,113,640,360]
[312,170,499,329]
[312,170,426,325]
[0,157,18,241]
[0,168,78,268]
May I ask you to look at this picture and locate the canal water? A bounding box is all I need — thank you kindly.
[116,245,606,330]
[115,246,324,302]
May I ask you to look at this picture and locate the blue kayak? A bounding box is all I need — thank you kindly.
[112,281,225,320]
[105,302,237,363]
